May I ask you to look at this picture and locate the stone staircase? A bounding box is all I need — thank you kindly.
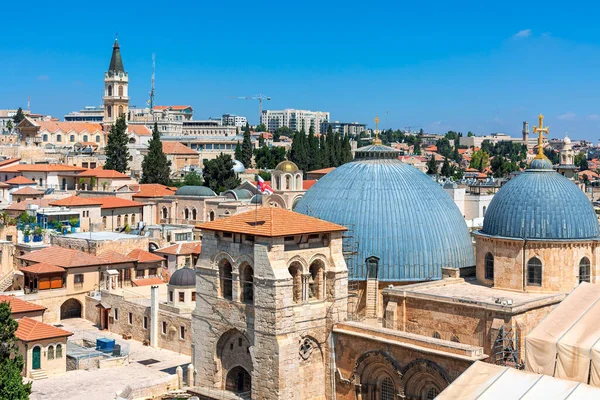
[365,278,378,318]
[0,272,13,292]
[30,370,48,380]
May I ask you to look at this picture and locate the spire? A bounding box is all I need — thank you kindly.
[108,38,124,73]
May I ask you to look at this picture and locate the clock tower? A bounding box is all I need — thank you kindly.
[103,38,129,131]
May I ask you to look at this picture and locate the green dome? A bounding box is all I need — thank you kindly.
[175,186,216,197]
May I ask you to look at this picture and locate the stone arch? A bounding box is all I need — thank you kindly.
[352,350,403,399]
[295,173,302,190]
[308,253,329,271]
[218,258,233,300]
[161,206,169,220]
[192,208,197,221]
[215,329,253,392]
[287,258,306,304]
[149,242,160,252]
[267,194,287,209]
[239,262,254,304]
[60,298,82,319]
[214,252,236,268]
[291,195,304,210]
[225,366,251,395]
[184,208,190,220]
[400,359,450,400]
[209,210,215,221]
[309,258,325,300]
[579,256,591,283]
[287,255,309,273]
[284,173,293,190]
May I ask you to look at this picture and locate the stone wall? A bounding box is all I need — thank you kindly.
[51,235,149,256]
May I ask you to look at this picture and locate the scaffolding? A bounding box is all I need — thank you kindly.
[343,224,360,320]
[493,325,521,369]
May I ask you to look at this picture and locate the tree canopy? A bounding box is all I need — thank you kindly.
[104,115,129,173]
[183,171,203,186]
[202,154,241,193]
[470,150,490,172]
[254,146,286,170]
[575,151,589,171]
[240,123,253,168]
[140,123,171,185]
[255,123,267,132]
[426,154,438,175]
[13,108,25,125]
[0,301,31,399]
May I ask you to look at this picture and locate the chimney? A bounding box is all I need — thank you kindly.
[150,285,159,347]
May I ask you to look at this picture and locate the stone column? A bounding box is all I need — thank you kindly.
[232,271,240,302]
[302,273,310,303]
[150,285,159,347]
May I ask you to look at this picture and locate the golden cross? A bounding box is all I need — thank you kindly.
[373,115,381,144]
[533,113,549,157]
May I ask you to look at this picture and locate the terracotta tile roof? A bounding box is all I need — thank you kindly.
[19,263,65,274]
[97,250,136,264]
[197,208,347,237]
[162,142,198,155]
[127,248,164,263]
[77,167,130,179]
[5,176,36,185]
[155,241,201,256]
[0,295,46,314]
[132,184,177,198]
[85,197,144,209]
[0,182,9,188]
[6,199,53,211]
[128,125,152,136]
[303,180,317,190]
[2,164,87,173]
[49,195,103,207]
[308,167,336,174]
[16,317,72,342]
[18,246,111,268]
[36,121,103,134]
[11,186,45,195]
[131,277,166,286]
[0,158,21,168]
[580,170,600,179]
[153,105,192,110]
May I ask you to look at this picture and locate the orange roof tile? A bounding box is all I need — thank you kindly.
[197,208,347,237]
[77,167,130,179]
[18,246,112,268]
[36,121,103,134]
[11,186,44,196]
[0,158,21,169]
[49,195,103,207]
[16,317,72,342]
[132,184,177,198]
[307,167,335,175]
[20,263,65,274]
[0,295,46,314]
[6,199,53,212]
[2,164,87,173]
[85,197,144,209]
[155,242,201,256]
[303,180,317,190]
[131,277,166,286]
[97,250,137,264]
[127,248,164,263]
[162,142,198,155]
[128,125,152,136]
[5,176,36,185]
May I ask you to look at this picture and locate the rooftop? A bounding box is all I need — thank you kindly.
[49,195,103,207]
[2,164,87,173]
[162,142,199,155]
[85,197,144,209]
[20,262,66,274]
[5,176,36,185]
[127,248,164,263]
[97,250,137,264]
[155,241,201,256]
[11,186,45,195]
[132,183,176,198]
[77,167,130,179]
[16,317,72,342]
[18,246,115,268]
[0,295,46,314]
[66,232,141,241]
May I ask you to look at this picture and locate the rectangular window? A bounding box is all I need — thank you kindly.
[128,312,133,325]
[114,308,119,320]
[223,232,232,238]
[192,292,196,302]
[143,316,148,330]
[162,321,167,334]
[136,269,144,278]
[169,290,174,302]
[74,273,84,288]
[149,268,157,276]
[180,326,185,340]
[179,292,185,302]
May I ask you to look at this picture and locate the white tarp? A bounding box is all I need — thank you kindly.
[437,362,600,399]
[525,282,600,379]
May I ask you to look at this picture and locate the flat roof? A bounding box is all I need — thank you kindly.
[385,278,565,312]
[65,232,142,241]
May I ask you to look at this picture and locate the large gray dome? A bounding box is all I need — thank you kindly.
[175,186,216,197]
[169,268,196,286]
[295,145,475,282]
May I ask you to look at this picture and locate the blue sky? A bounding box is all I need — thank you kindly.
[2,0,600,141]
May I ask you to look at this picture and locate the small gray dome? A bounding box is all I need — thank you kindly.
[175,186,216,197]
[232,160,246,173]
[169,268,196,286]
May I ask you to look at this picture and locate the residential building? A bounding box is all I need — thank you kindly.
[0,163,87,190]
[17,118,105,147]
[261,109,330,134]
[182,120,235,137]
[321,120,367,136]
[103,38,129,130]
[221,113,247,128]
[64,106,104,123]
[160,142,200,178]
[161,135,255,164]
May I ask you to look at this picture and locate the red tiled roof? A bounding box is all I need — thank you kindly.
[5,176,36,185]
[49,195,103,207]
[6,199,52,211]
[155,241,201,256]
[132,184,177,198]
[11,186,44,195]
[162,142,198,155]
[128,125,152,136]
[19,263,65,274]
[127,248,164,263]
[131,277,166,286]
[0,158,21,169]
[303,180,317,190]
[18,246,111,268]
[97,250,137,264]
[36,121,103,134]
[307,167,336,175]
[197,208,347,237]
[16,317,72,342]
[2,164,87,173]
[77,167,130,179]
[85,197,144,209]
[0,295,46,314]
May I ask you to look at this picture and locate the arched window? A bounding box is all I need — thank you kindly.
[309,261,324,300]
[56,344,62,358]
[162,207,168,220]
[107,85,113,96]
[285,175,291,190]
[95,135,100,143]
[295,174,302,190]
[102,216,107,229]
[124,214,129,226]
[118,105,124,116]
[240,264,254,304]
[184,208,190,220]
[42,134,48,142]
[484,253,494,280]
[131,214,135,225]
[288,263,303,304]
[225,366,251,394]
[579,257,591,283]
[192,208,197,221]
[48,345,54,360]
[380,376,395,400]
[107,105,112,118]
[426,387,440,400]
[70,134,75,142]
[451,335,460,343]
[273,177,278,191]
[83,135,88,142]
[527,257,542,286]
[56,134,62,143]
[117,215,121,227]
[219,260,233,300]
[433,331,441,339]
[118,85,123,97]
[209,211,215,221]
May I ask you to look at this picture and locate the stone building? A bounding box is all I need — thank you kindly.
[192,208,348,399]
[556,135,578,179]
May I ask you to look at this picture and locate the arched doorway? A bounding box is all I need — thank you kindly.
[226,366,251,395]
[60,298,82,319]
[32,346,41,370]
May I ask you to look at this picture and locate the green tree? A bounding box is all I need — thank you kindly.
[435,138,453,159]
[341,135,353,164]
[256,171,271,182]
[426,154,438,175]
[290,129,309,172]
[575,151,589,171]
[467,131,474,137]
[202,154,241,193]
[183,171,203,186]
[274,126,293,142]
[452,140,462,162]
[0,301,32,399]
[258,134,265,147]
[325,125,337,167]
[307,126,319,171]
[255,123,267,132]
[5,120,13,133]
[13,107,25,124]
[413,142,421,155]
[470,150,490,172]
[240,123,253,167]
[440,157,453,177]
[140,123,171,185]
[234,141,242,161]
[104,115,129,173]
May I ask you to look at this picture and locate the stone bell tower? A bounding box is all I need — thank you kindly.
[103,38,129,131]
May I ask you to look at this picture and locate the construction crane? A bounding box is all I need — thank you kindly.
[228,94,271,121]
[147,53,156,121]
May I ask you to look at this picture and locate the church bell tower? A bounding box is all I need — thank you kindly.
[103,38,129,131]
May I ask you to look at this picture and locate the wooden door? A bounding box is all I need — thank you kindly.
[32,346,41,370]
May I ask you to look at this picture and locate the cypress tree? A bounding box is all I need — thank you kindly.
[441,157,453,177]
[0,302,31,399]
[258,133,265,147]
[234,141,242,161]
[326,125,336,167]
[240,123,253,167]
[104,115,130,173]
[141,123,172,185]
[307,126,319,171]
[13,107,25,124]
[426,154,438,175]
[290,129,309,172]
[334,133,342,167]
[341,135,353,164]
[318,134,327,169]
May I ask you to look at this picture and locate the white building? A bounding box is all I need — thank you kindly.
[221,114,247,128]
[261,109,330,135]
[321,121,366,136]
[64,106,104,123]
